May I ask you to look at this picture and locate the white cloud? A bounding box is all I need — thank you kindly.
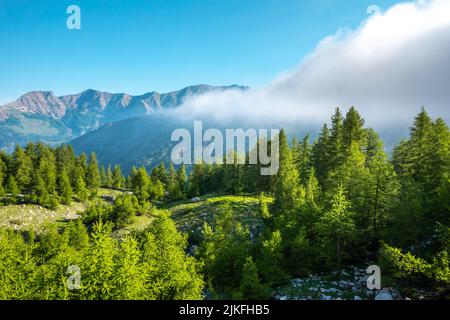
[173,0,450,130]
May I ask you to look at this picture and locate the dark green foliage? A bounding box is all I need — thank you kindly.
[58,170,73,205]
[239,257,270,300]
[110,194,140,228]
[199,205,252,298]
[86,153,101,197]
[112,165,124,189]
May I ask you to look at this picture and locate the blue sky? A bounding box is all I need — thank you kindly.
[0,0,402,100]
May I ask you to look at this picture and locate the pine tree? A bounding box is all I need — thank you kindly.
[32,171,58,209]
[99,165,107,187]
[317,185,356,267]
[12,145,33,194]
[151,161,168,187]
[106,165,113,188]
[112,236,147,299]
[86,153,101,196]
[36,146,58,196]
[167,163,182,201]
[143,213,204,299]
[199,206,251,297]
[7,176,19,202]
[80,221,116,300]
[75,174,89,202]
[343,106,366,148]
[327,142,369,240]
[272,129,302,216]
[298,135,313,185]
[112,165,124,189]
[258,230,286,284]
[239,256,269,299]
[130,167,150,204]
[58,170,73,205]
[312,124,331,184]
[327,108,345,172]
[0,157,5,197]
[305,168,320,210]
[365,131,399,238]
[188,164,203,197]
[148,178,165,202]
[177,164,187,198]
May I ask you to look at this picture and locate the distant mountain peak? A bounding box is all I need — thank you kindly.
[6,90,67,119]
[0,84,247,151]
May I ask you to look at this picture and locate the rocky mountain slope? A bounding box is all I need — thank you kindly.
[0,85,245,151]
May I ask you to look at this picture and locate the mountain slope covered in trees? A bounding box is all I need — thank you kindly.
[0,107,448,300]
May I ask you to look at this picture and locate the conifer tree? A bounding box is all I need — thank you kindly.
[130,167,150,203]
[258,230,286,284]
[327,108,345,172]
[12,145,33,194]
[75,174,89,201]
[99,165,107,187]
[106,165,113,188]
[317,185,356,267]
[239,256,269,299]
[7,176,19,202]
[112,165,124,189]
[167,163,182,201]
[312,124,331,184]
[343,106,366,148]
[272,129,302,216]
[143,213,204,299]
[188,164,203,197]
[86,153,101,196]
[0,157,5,197]
[113,236,147,299]
[80,221,116,300]
[58,169,73,205]
[177,164,187,198]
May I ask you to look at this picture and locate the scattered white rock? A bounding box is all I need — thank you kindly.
[375,290,393,300]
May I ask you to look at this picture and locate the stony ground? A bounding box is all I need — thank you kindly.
[274,266,402,300]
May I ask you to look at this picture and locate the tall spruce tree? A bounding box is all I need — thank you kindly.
[343,106,366,148]
[112,165,124,189]
[327,108,345,172]
[272,129,302,216]
[312,124,331,184]
[317,185,356,267]
[86,153,101,196]
[0,157,5,197]
[58,169,73,205]
[12,145,33,194]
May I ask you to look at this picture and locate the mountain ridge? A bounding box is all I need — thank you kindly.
[0,84,247,151]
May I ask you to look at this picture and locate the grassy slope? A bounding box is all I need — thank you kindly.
[0,191,270,237]
[168,194,272,233]
[0,188,122,232]
[0,202,85,232]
